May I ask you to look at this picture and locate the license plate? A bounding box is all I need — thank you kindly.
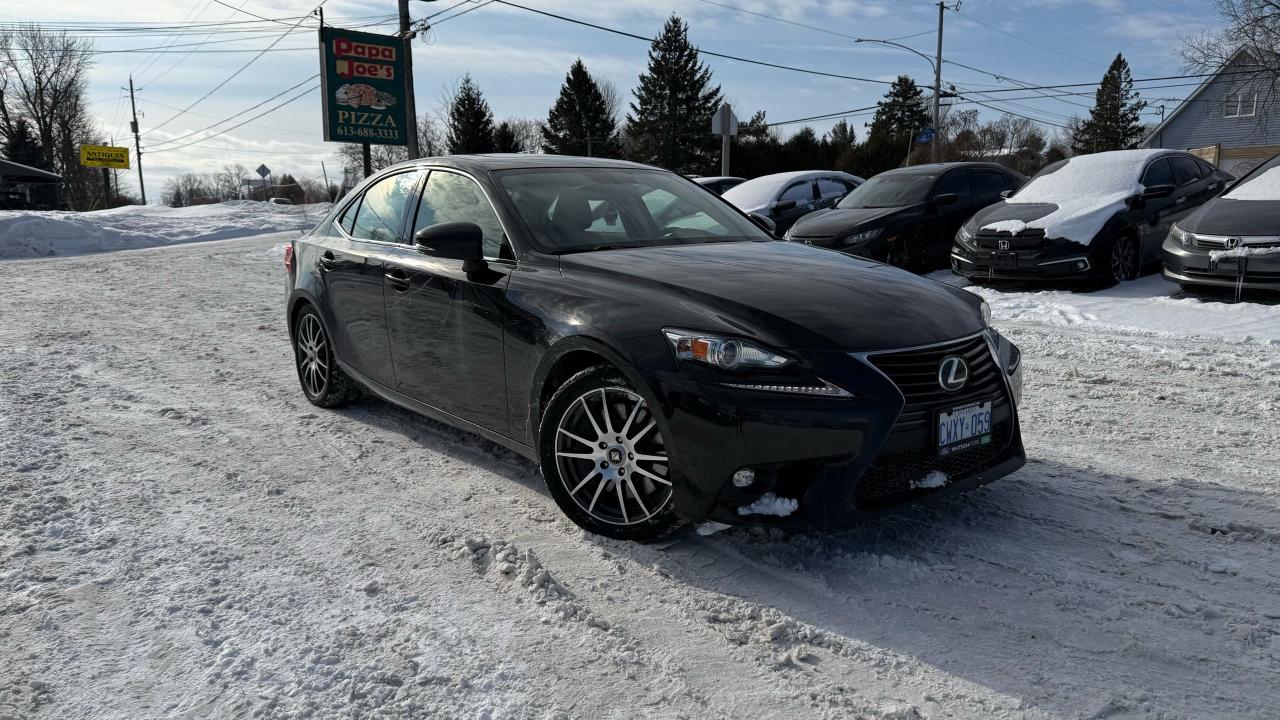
[937,401,993,457]
[992,252,1017,269]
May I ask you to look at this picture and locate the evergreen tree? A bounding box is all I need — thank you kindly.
[854,75,931,176]
[1071,54,1147,154]
[1,117,47,169]
[493,121,521,153]
[625,15,722,174]
[543,59,618,157]
[446,74,495,154]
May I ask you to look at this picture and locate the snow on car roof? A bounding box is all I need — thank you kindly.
[722,170,861,210]
[988,149,1172,244]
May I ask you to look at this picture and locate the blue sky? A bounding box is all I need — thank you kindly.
[4,0,1222,196]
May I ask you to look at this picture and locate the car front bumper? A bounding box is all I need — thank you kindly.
[644,331,1025,529]
[1162,237,1280,290]
[950,237,1095,282]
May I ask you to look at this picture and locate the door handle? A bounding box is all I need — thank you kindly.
[1175,197,1188,205]
[383,269,410,292]
[1208,182,1220,191]
[319,251,337,270]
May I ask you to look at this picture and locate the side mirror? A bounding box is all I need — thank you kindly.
[414,221,487,273]
[1142,184,1175,200]
[771,199,798,215]
[999,189,1014,199]
[931,193,959,206]
[747,212,777,237]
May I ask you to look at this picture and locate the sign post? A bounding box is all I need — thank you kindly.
[318,27,408,148]
[256,164,271,201]
[710,103,738,177]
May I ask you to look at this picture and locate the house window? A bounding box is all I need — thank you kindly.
[1224,91,1257,118]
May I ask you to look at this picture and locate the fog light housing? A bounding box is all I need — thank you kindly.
[732,468,756,488]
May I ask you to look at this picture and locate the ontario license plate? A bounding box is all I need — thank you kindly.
[937,401,992,457]
[992,252,1017,269]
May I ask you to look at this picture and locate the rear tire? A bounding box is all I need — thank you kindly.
[539,366,683,542]
[292,305,362,408]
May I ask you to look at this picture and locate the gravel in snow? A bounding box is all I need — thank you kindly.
[2,232,1280,718]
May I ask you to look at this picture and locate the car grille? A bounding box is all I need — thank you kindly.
[854,334,1013,510]
[1193,235,1280,250]
[974,231,1044,250]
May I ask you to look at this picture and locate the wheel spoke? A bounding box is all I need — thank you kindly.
[558,427,596,448]
[619,400,642,437]
[556,450,597,460]
[631,465,670,486]
[578,396,604,439]
[629,420,656,443]
[615,481,628,523]
[587,476,607,513]
[633,452,667,463]
[569,468,601,495]
[625,478,650,519]
[599,389,614,434]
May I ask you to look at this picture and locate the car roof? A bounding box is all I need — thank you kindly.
[694,176,745,183]
[737,169,860,187]
[878,162,1015,176]
[382,153,657,173]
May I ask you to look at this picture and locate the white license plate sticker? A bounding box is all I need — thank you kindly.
[937,401,992,456]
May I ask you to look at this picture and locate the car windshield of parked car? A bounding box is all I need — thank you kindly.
[496,168,771,253]
[1223,154,1280,200]
[836,174,934,209]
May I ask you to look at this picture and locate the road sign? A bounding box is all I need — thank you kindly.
[915,128,936,144]
[711,103,738,137]
[79,145,130,169]
[256,164,271,178]
[319,26,408,146]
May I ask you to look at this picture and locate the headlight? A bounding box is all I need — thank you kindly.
[956,224,976,249]
[980,300,992,327]
[1169,223,1194,247]
[662,329,790,370]
[847,227,883,244]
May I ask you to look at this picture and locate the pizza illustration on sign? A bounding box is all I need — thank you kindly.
[334,83,397,110]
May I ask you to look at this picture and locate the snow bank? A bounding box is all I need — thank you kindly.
[1224,165,1280,200]
[987,149,1167,244]
[932,270,1280,345]
[0,200,330,259]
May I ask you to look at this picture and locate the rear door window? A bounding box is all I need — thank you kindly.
[817,177,851,201]
[1169,156,1204,186]
[1142,158,1175,188]
[934,170,972,197]
[969,170,1007,196]
[779,180,814,204]
[350,171,421,243]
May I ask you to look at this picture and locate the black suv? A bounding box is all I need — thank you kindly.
[286,155,1024,540]
[953,150,1231,286]
[786,163,1024,271]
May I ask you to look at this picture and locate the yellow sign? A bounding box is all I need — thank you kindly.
[80,145,130,169]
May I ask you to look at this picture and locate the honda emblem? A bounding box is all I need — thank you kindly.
[997,239,1011,251]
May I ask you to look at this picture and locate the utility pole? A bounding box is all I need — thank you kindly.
[128,76,147,204]
[397,0,420,160]
[931,1,947,163]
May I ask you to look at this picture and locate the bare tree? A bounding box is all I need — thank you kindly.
[335,114,446,178]
[0,25,102,209]
[1183,1,1280,126]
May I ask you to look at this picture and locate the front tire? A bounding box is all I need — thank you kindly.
[292,306,362,408]
[1096,232,1140,287]
[539,366,682,541]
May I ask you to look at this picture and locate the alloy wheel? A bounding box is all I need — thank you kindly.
[295,314,329,398]
[1111,235,1137,283]
[554,387,672,526]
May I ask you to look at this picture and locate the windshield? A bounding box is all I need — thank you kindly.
[836,174,934,209]
[495,168,771,253]
[1008,151,1159,204]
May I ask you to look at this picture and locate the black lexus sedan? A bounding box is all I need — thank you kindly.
[285,155,1024,541]
[786,162,1024,271]
[952,149,1231,287]
[1163,152,1280,295]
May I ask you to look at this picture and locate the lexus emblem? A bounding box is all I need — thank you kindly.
[997,239,1011,251]
[938,355,969,392]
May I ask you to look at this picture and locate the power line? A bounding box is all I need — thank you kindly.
[138,97,319,137]
[951,8,1104,68]
[145,74,321,149]
[145,84,321,154]
[489,0,896,86]
[766,105,880,127]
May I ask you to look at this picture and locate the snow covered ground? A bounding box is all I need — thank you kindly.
[3,234,1280,719]
[0,201,328,259]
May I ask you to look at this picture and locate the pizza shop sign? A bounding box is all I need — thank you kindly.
[319,27,408,146]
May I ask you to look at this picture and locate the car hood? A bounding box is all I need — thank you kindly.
[557,241,984,352]
[969,196,1129,246]
[789,206,914,240]
[1182,197,1280,236]
[969,201,1060,231]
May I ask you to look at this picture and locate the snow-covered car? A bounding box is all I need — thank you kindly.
[1163,152,1277,295]
[691,176,746,195]
[269,197,293,205]
[722,170,864,236]
[786,162,1024,272]
[285,154,1023,541]
[952,150,1232,287]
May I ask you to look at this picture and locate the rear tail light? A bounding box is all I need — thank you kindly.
[284,243,294,274]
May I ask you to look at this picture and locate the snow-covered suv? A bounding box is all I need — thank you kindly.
[952,149,1232,287]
